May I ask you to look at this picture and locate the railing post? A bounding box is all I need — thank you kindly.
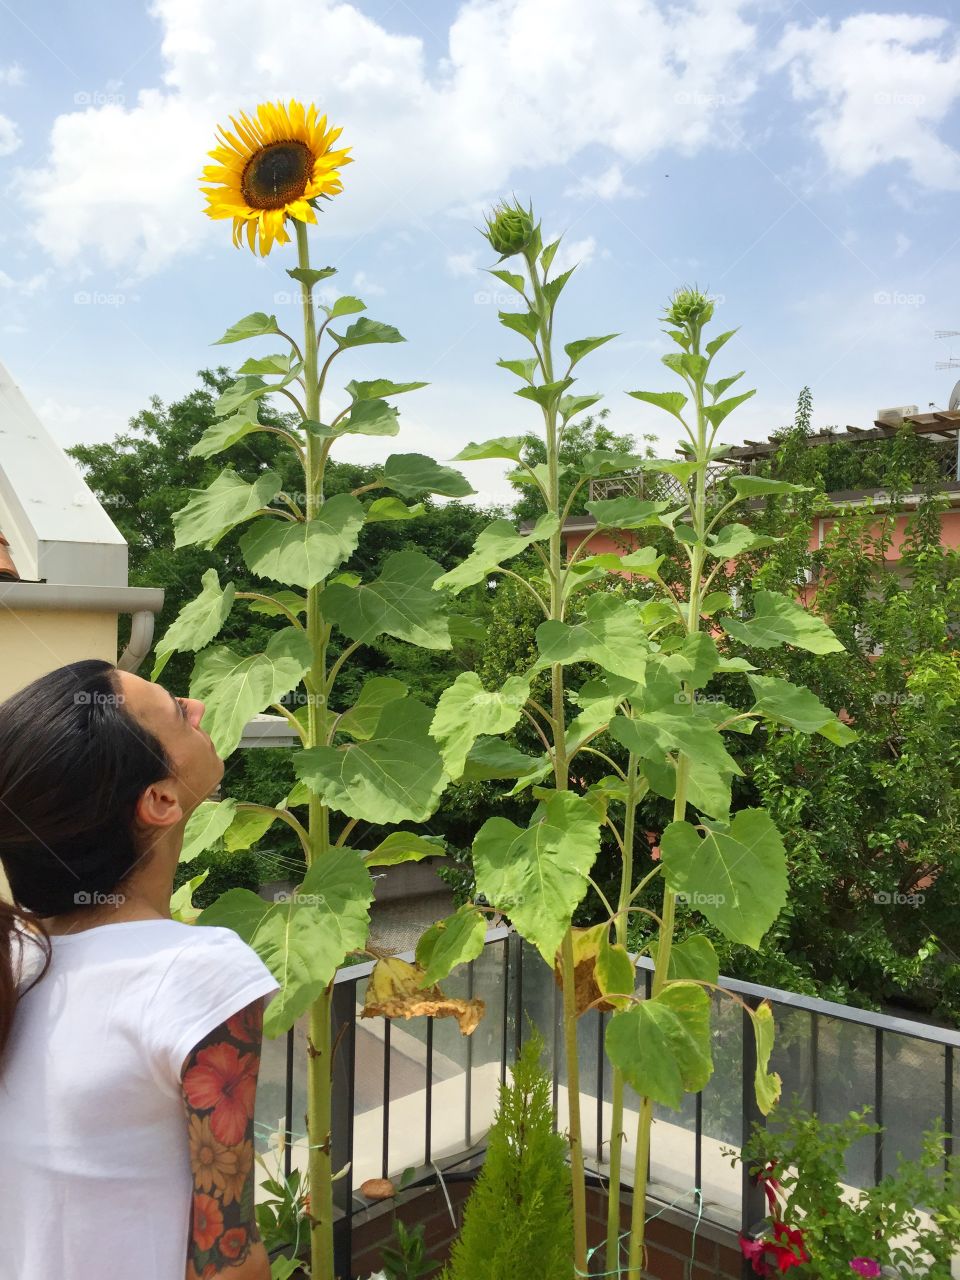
[741,1000,767,1280]
[331,977,357,1280]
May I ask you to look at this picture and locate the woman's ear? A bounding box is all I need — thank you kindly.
[134,777,185,832]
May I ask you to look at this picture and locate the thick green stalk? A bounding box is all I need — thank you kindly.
[295,219,336,1280]
[605,751,639,1272]
[625,321,709,1280]
[526,245,588,1275]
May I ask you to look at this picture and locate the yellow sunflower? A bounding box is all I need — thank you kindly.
[200,99,352,256]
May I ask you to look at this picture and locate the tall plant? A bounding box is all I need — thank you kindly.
[155,100,485,1280]
[432,202,855,1276]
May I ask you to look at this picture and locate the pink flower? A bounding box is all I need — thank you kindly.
[850,1261,882,1278]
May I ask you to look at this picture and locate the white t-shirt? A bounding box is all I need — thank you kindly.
[0,918,281,1280]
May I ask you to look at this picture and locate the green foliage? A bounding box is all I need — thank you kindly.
[380,1219,439,1280]
[441,1033,574,1280]
[732,1102,960,1278]
[171,843,262,908]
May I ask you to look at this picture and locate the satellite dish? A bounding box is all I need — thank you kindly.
[950,379,960,412]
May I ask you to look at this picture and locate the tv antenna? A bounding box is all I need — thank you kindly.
[935,330,960,371]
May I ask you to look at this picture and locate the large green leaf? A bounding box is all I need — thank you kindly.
[214,366,302,418]
[459,737,544,782]
[363,497,425,523]
[649,935,720,985]
[173,469,282,550]
[605,984,713,1109]
[189,413,271,460]
[190,627,313,757]
[534,594,651,680]
[223,805,279,852]
[212,311,281,345]
[415,905,487,985]
[320,551,451,649]
[294,698,448,823]
[585,496,670,529]
[453,435,526,463]
[705,524,780,558]
[722,590,845,654]
[331,317,405,348]
[152,569,235,680]
[321,295,366,319]
[701,389,756,427]
[659,809,788,948]
[728,476,811,498]
[748,1001,782,1115]
[240,492,366,589]
[472,790,602,963]
[564,334,619,368]
[180,798,238,863]
[335,676,408,741]
[364,831,445,868]
[746,674,853,740]
[430,671,530,778]
[379,453,475,499]
[197,848,373,1036]
[434,513,558,594]
[627,389,689,421]
[339,397,399,438]
[346,378,427,401]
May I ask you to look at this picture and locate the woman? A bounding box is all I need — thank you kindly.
[0,660,280,1280]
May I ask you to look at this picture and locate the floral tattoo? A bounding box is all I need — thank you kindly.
[181,998,265,1277]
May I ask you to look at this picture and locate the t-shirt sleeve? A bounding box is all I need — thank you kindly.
[142,926,281,1092]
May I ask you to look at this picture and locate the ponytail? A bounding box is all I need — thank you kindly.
[0,660,171,1064]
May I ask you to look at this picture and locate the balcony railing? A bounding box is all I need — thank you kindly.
[588,466,738,508]
[255,929,959,1277]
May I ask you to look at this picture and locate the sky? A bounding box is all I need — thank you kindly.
[1,0,959,507]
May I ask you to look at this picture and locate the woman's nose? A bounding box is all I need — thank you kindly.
[187,698,206,728]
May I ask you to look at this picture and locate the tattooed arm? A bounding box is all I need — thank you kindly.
[180,997,272,1280]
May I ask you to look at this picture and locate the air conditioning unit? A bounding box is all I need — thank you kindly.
[876,404,919,426]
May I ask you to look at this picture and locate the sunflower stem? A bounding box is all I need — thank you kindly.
[295,217,336,1280]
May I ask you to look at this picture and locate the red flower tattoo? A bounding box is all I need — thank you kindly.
[182,1042,258,1145]
[192,1193,224,1253]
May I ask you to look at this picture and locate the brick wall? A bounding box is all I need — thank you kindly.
[339,1180,743,1279]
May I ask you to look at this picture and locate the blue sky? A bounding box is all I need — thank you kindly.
[1,0,959,506]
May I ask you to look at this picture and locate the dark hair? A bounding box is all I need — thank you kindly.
[0,660,172,1064]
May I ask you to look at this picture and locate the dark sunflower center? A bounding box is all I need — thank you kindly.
[241,140,312,210]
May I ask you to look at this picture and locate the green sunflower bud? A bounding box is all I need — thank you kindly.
[662,287,715,329]
[483,197,538,259]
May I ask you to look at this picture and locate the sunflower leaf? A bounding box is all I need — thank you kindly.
[321,296,366,320]
[172,469,283,550]
[287,266,337,287]
[346,379,428,401]
[331,318,405,348]
[212,312,281,345]
[152,569,236,680]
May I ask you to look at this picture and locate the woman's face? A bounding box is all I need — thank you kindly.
[114,671,225,813]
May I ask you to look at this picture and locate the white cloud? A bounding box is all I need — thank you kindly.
[11,0,763,280]
[351,269,384,296]
[0,114,20,157]
[548,235,597,276]
[0,268,51,296]
[773,14,960,189]
[446,250,480,278]
[0,65,25,88]
[564,162,641,200]
[894,231,911,258]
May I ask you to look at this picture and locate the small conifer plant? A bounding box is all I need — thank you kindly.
[442,1032,574,1280]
